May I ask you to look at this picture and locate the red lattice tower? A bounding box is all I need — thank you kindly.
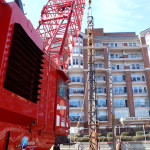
[37,0,85,70]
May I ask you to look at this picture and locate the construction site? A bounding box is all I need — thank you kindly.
[1,0,150,150]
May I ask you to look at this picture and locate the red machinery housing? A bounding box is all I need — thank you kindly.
[0,1,85,149]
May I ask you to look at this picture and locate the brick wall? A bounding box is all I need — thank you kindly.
[104,48,112,126]
[85,28,104,36]
[140,36,150,105]
[125,66,135,117]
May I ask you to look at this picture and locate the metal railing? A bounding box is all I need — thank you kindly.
[134,102,149,107]
[69,88,84,94]
[69,117,84,122]
[97,116,108,121]
[97,104,107,107]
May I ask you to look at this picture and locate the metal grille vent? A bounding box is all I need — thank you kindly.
[4,23,44,103]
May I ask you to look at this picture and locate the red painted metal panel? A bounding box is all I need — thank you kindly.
[0,0,84,148]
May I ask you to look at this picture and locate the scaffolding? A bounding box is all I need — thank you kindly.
[87,4,98,150]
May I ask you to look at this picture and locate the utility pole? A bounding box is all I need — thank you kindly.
[107,46,116,150]
[87,1,98,150]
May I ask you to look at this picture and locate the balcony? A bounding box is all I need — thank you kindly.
[110,55,124,61]
[68,65,83,72]
[130,65,145,72]
[96,88,106,96]
[111,54,143,62]
[114,105,128,108]
[110,46,141,51]
[69,82,84,86]
[69,102,83,109]
[95,53,104,61]
[114,91,127,95]
[69,88,84,97]
[128,54,142,59]
[69,116,84,122]
[111,65,125,72]
[95,64,105,72]
[134,102,149,108]
[97,116,108,122]
[97,104,107,109]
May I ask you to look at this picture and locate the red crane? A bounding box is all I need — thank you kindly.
[0,0,85,149]
[37,0,85,70]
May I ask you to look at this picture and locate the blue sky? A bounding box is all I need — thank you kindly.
[5,0,150,34]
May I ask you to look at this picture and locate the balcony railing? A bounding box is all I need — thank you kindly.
[95,64,105,68]
[113,79,126,82]
[69,117,84,122]
[111,55,124,59]
[95,53,104,57]
[114,105,128,108]
[96,88,106,94]
[130,65,144,70]
[114,92,127,95]
[69,88,84,94]
[97,104,107,107]
[111,65,124,70]
[132,91,147,94]
[128,54,142,58]
[97,116,108,121]
[69,103,83,108]
[134,102,149,107]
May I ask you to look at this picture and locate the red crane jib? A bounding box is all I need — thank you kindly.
[0,0,84,149]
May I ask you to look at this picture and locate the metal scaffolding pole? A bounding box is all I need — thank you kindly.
[107,46,116,150]
[87,4,98,150]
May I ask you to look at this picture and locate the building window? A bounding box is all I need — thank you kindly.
[73,59,78,65]
[95,63,104,68]
[73,48,79,54]
[80,59,83,66]
[134,99,149,107]
[133,43,136,46]
[111,65,115,70]
[95,43,103,47]
[132,86,147,94]
[97,110,108,121]
[135,109,149,117]
[77,77,80,82]
[72,77,76,82]
[69,87,84,94]
[114,110,129,119]
[111,54,114,58]
[113,75,125,82]
[131,74,145,82]
[69,60,71,66]
[80,38,83,45]
[131,64,144,69]
[110,43,114,47]
[96,88,106,93]
[97,99,107,107]
[70,76,84,83]
[80,49,83,54]
[58,77,67,100]
[114,99,125,108]
[113,87,127,95]
[96,76,105,81]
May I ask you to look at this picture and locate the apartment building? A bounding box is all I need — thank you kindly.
[68,28,150,131]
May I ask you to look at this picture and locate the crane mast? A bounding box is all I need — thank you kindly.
[87,1,98,150]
